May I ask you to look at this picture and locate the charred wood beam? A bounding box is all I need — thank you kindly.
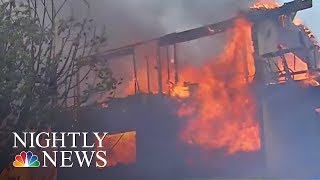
[173,44,179,85]
[247,0,312,22]
[78,47,134,66]
[158,18,236,47]
[92,0,312,61]
[157,46,163,94]
[132,50,139,94]
[158,0,312,47]
[145,56,151,93]
[261,47,305,59]
[278,68,320,78]
[103,47,134,60]
[262,46,318,69]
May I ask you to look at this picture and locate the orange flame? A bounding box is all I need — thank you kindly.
[251,0,280,9]
[172,85,190,98]
[177,18,260,154]
[112,17,261,155]
[96,131,136,168]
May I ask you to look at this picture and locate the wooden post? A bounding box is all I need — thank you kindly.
[243,39,249,83]
[251,23,267,170]
[157,45,163,94]
[280,55,291,81]
[133,50,139,94]
[166,46,171,95]
[146,56,151,93]
[294,54,296,71]
[174,44,179,85]
[314,46,318,69]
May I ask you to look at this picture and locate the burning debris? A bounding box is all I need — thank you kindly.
[76,0,320,177]
[93,0,318,167]
[0,0,319,179]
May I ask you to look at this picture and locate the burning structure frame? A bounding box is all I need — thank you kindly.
[84,0,317,92]
[66,0,320,178]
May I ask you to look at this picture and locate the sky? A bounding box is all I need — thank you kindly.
[280,0,320,40]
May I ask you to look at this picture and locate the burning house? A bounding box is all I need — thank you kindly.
[60,0,320,179]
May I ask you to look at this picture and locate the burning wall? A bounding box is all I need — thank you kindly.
[253,1,319,84]
[175,0,319,156]
[97,0,319,170]
[98,16,262,169]
[177,18,260,154]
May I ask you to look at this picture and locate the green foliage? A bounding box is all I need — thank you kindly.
[0,0,116,152]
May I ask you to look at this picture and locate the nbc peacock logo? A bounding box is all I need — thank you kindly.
[13,151,40,168]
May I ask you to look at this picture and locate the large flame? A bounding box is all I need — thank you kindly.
[109,17,262,156]
[177,18,260,154]
[103,0,320,167]
[251,0,280,9]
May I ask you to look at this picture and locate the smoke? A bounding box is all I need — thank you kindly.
[69,0,252,49]
[60,0,255,97]
[56,1,320,178]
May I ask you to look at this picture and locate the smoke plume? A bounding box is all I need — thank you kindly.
[70,0,252,49]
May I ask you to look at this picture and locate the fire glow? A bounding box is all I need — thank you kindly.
[96,131,136,168]
[251,0,280,9]
[104,0,319,167]
[176,18,260,154]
